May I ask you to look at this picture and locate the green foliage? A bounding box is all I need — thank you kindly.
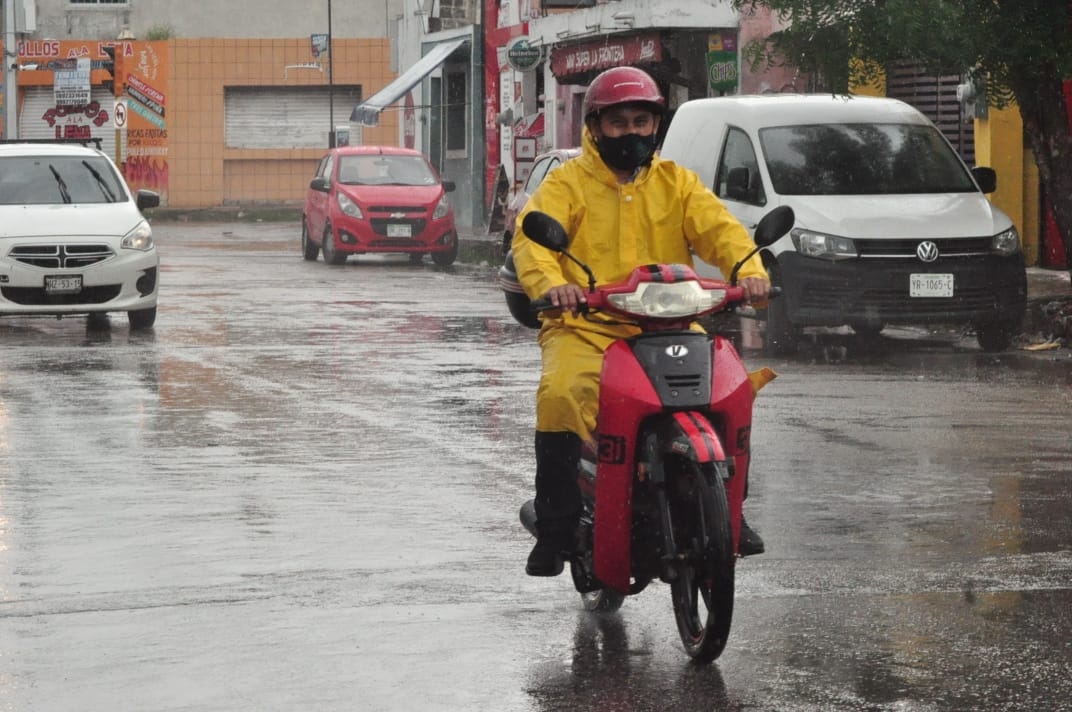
[732,0,1072,106]
[145,24,174,41]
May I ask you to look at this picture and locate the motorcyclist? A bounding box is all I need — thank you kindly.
[512,66,772,577]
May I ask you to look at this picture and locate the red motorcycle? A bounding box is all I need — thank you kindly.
[504,206,794,662]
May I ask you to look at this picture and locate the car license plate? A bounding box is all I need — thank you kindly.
[45,275,83,294]
[386,223,412,238]
[910,273,953,297]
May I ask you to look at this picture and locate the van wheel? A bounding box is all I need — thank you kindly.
[976,320,1018,352]
[764,268,799,355]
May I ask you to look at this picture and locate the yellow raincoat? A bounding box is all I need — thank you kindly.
[512,130,770,438]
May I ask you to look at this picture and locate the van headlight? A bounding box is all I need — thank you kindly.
[791,228,857,260]
[991,227,1020,256]
[121,220,155,251]
[337,192,364,218]
[433,194,451,220]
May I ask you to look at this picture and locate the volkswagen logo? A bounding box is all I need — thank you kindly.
[916,241,940,263]
[666,344,689,358]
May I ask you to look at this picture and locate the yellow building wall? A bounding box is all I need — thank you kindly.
[167,38,398,208]
[974,106,1038,263]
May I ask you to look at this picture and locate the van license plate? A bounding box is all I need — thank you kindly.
[910,273,953,297]
[45,275,83,294]
[386,224,411,238]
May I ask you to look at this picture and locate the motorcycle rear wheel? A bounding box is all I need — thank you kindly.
[666,459,735,663]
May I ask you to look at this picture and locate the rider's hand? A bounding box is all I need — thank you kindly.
[545,284,588,316]
[739,277,771,307]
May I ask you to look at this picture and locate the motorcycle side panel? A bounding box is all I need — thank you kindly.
[592,340,663,593]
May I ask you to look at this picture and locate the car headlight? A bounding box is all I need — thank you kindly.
[991,226,1020,256]
[791,228,857,260]
[433,194,451,220]
[121,220,155,251]
[337,192,364,218]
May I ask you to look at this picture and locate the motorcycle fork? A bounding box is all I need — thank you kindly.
[640,430,684,583]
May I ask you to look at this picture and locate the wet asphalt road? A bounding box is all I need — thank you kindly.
[1,222,1070,712]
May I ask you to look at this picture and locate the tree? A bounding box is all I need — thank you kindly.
[733,0,1072,281]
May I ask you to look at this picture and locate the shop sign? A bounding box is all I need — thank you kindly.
[505,36,542,73]
[550,33,661,78]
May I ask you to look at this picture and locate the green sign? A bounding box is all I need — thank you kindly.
[506,36,542,73]
[707,51,738,94]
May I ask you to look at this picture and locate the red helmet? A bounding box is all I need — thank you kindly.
[582,66,665,119]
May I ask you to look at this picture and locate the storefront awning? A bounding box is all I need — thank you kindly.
[350,38,467,126]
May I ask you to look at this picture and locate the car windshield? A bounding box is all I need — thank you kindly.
[0,155,127,205]
[337,155,438,186]
[759,123,977,195]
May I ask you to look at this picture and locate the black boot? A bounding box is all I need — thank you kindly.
[526,432,582,577]
[739,517,765,557]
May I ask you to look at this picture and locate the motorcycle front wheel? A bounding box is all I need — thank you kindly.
[666,458,735,663]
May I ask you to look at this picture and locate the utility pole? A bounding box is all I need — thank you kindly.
[2,0,19,139]
[327,0,335,147]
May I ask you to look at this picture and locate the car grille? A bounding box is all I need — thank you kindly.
[855,238,991,258]
[366,204,430,238]
[1,284,122,305]
[7,244,114,268]
[799,284,998,318]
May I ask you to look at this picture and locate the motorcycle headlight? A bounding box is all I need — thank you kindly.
[607,281,726,319]
[337,192,364,218]
[792,228,857,260]
[991,226,1020,256]
[433,194,451,220]
[121,220,155,251]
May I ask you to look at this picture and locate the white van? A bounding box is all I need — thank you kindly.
[659,94,1027,352]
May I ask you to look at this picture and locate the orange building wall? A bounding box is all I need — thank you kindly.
[166,37,397,208]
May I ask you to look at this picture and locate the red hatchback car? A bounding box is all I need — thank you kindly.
[303,146,458,266]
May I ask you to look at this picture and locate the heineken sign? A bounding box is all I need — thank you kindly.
[505,36,542,73]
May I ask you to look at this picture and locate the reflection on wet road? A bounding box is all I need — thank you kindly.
[0,222,1068,711]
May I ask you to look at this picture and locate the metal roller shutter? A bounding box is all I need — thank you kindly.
[19,87,121,161]
[224,86,363,149]
[887,63,975,166]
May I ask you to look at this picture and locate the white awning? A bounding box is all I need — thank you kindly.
[350,38,467,126]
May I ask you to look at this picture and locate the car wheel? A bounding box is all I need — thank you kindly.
[431,235,458,267]
[86,312,110,331]
[128,306,157,330]
[975,319,1018,352]
[301,221,319,261]
[321,225,347,265]
[408,253,425,264]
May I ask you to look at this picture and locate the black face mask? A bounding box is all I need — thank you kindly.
[596,133,658,172]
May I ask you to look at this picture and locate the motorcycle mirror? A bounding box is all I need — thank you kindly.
[521,211,570,252]
[752,205,795,247]
[729,206,795,285]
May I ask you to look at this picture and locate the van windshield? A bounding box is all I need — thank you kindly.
[759,123,977,195]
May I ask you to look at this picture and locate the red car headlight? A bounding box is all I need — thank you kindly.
[337,192,364,219]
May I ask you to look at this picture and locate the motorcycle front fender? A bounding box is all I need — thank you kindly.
[593,411,728,594]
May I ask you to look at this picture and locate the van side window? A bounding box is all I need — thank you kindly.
[716,127,766,206]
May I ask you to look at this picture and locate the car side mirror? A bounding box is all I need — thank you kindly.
[136,189,160,211]
[442,180,456,193]
[725,166,754,202]
[310,176,330,192]
[971,166,997,194]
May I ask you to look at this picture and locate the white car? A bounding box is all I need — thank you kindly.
[0,139,161,329]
